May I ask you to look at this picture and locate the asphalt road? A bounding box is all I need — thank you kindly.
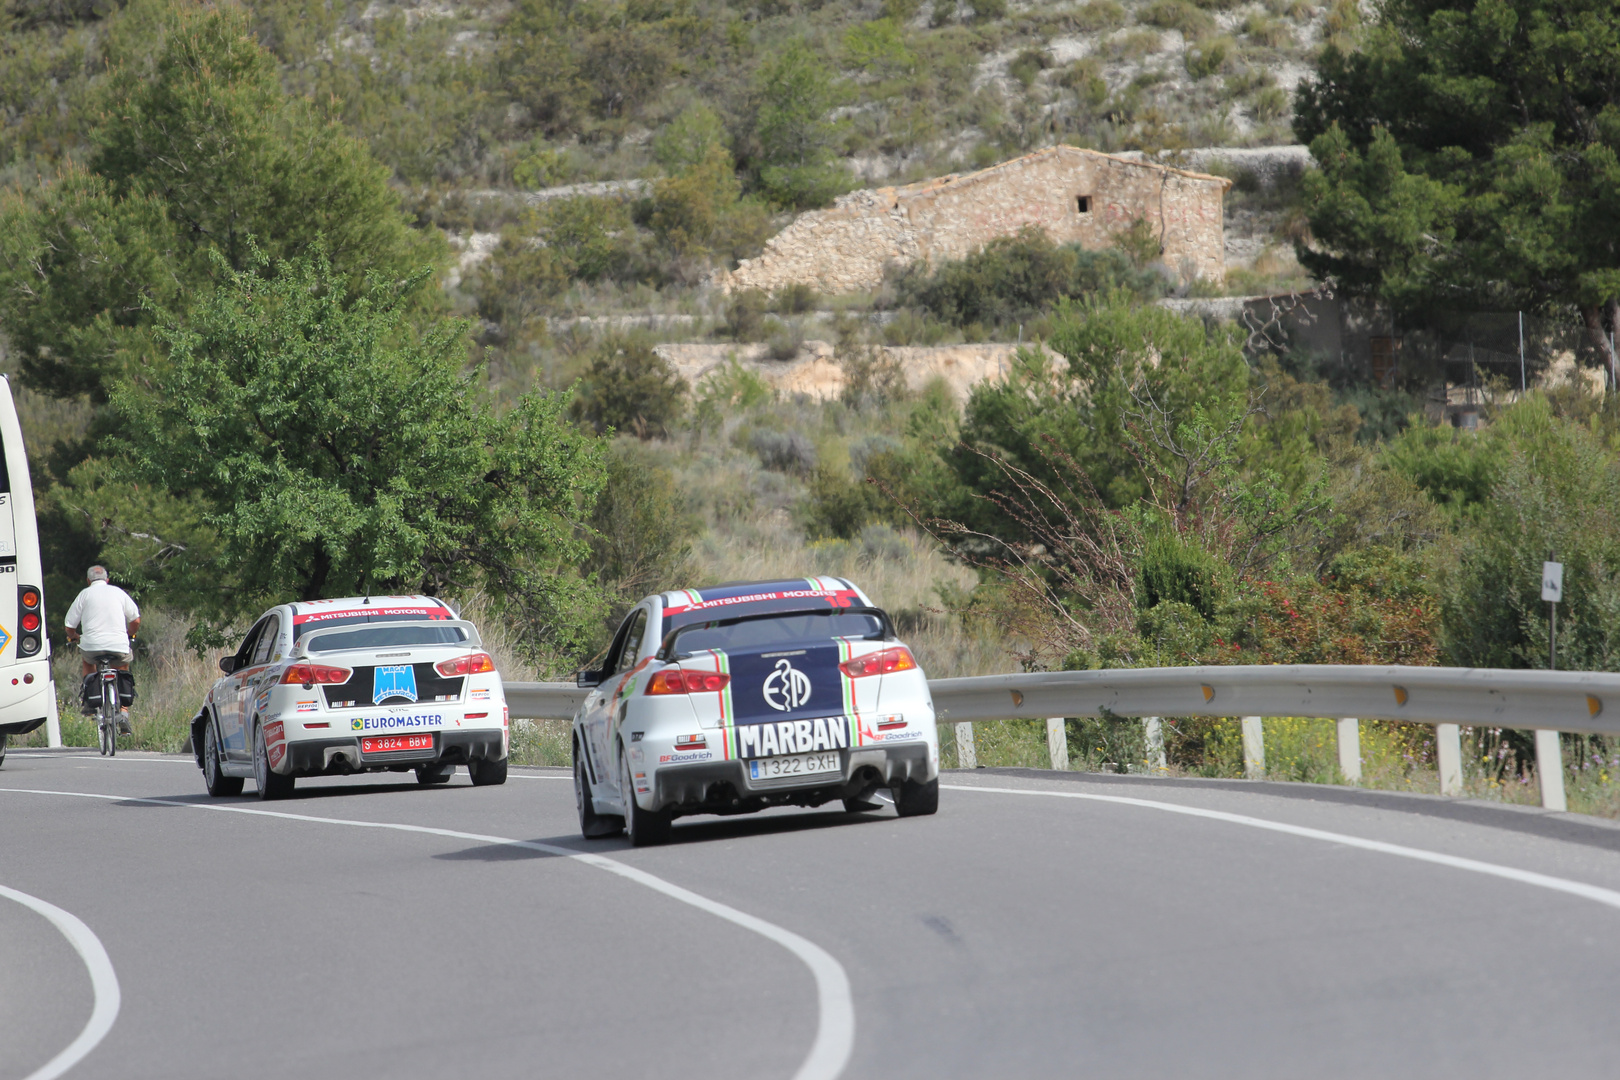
[7,750,1620,1079]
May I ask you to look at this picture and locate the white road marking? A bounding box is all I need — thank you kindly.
[0,883,121,1080]
[945,783,1620,911]
[0,787,854,1080]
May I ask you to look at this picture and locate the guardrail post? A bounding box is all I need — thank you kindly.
[1046,718,1068,771]
[1436,723,1463,796]
[1143,717,1167,773]
[1534,729,1567,811]
[1241,716,1265,780]
[954,722,977,770]
[1336,718,1360,783]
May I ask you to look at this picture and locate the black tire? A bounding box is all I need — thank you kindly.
[203,721,244,798]
[0,733,7,768]
[100,712,114,757]
[619,747,671,847]
[467,755,507,787]
[252,721,295,801]
[575,741,623,839]
[893,777,939,817]
[416,762,455,786]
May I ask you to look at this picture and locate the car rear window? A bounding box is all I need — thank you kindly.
[667,611,884,655]
[304,624,469,653]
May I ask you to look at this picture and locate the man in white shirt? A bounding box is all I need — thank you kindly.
[64,566,141,734]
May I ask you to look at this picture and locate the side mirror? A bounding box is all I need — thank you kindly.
[218,656,238,675]
[576,668,603,689]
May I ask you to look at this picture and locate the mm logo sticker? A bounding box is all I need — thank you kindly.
[373,665,418,705]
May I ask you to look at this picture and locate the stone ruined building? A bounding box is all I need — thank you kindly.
[720,145,1231,295]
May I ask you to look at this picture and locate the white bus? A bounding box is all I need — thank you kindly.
[0,374,59,765]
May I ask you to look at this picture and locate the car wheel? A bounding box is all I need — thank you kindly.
[416,763,455,786]
[893,777,939,818]
[619,747,671,847]
[575,740,623,839]
[467,755,507,786]
[252,721,295,801]
[203,721,244,797]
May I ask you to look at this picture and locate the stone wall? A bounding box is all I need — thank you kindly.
[655,341,1058,402]
[721,146,1229,295]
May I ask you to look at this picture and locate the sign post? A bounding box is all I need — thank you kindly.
[1538,561,1567,811]
[1542,561,1563,670]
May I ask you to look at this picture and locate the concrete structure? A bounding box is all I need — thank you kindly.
[721,145,1231,295]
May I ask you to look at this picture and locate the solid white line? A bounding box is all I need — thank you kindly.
[944,783,1620,911]
[0,788,853,1080]
[0,883,121,1080]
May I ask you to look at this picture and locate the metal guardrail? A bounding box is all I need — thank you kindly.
[506,665,1614,811]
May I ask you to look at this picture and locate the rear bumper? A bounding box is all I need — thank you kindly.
[649,742,935,816]
[0,667,57,735]
[281,728,507,776]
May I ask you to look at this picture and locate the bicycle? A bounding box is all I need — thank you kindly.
[88,655,125,757]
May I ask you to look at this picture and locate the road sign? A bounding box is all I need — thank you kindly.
[1542,562,1564,603]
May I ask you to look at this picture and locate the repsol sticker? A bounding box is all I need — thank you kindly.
[357,713,447,732]
[737,717,849,759]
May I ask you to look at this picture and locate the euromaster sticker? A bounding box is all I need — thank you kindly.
[358,713,447,732]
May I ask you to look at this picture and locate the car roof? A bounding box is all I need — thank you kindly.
[284,595,455,636]
[658,577,873,620]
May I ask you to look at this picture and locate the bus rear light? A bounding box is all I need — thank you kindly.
[16,584,42,657]
[20,590,39,609]
[839,647,917,679]
[435,653,495,677]
[21,613,39,632]
[19,638,38,656]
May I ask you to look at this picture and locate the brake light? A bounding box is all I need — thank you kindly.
[17,584,41,656]
[877,714,907,730]
[675,734,707,749]
[435,652,495,677]
[280,663,353,685]
[839,647,917,678]
[20,613,39,632]
[645,669,731,695]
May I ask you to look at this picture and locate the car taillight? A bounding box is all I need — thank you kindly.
[645,669,731,695]
[435,652,495,677]
[18,584,42,656]
[839,647,917,678]
[280,664,353,685]
[675,734,707,749]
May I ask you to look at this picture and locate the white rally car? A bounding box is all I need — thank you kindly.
[571,577,940,845]
[189,595,509,800]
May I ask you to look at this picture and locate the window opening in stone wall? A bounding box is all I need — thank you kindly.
[1076,195,1091,213]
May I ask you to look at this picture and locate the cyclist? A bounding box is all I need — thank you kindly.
[63,566,141,736]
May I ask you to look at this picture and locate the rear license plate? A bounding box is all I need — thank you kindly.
[749,752,840,781]
[362,734,434,755]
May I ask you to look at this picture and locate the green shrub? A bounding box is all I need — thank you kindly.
[1071,0,1127,33]
[897,226,1161,328]
[724,290,771,341]
[1138,529,1223,618]
[570,337,687,438]
[1184,37,1230,79]
[586,440,697,601]
[1253,86,1290,121]
[1138,0,1215,39]
[968,0,1007,21]
[1008,48,1052,88]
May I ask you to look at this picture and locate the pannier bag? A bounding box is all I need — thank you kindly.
[80,669,137,709]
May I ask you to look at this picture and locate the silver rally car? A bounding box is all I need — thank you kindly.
[572,577,940,845]
[189,595,509,800]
